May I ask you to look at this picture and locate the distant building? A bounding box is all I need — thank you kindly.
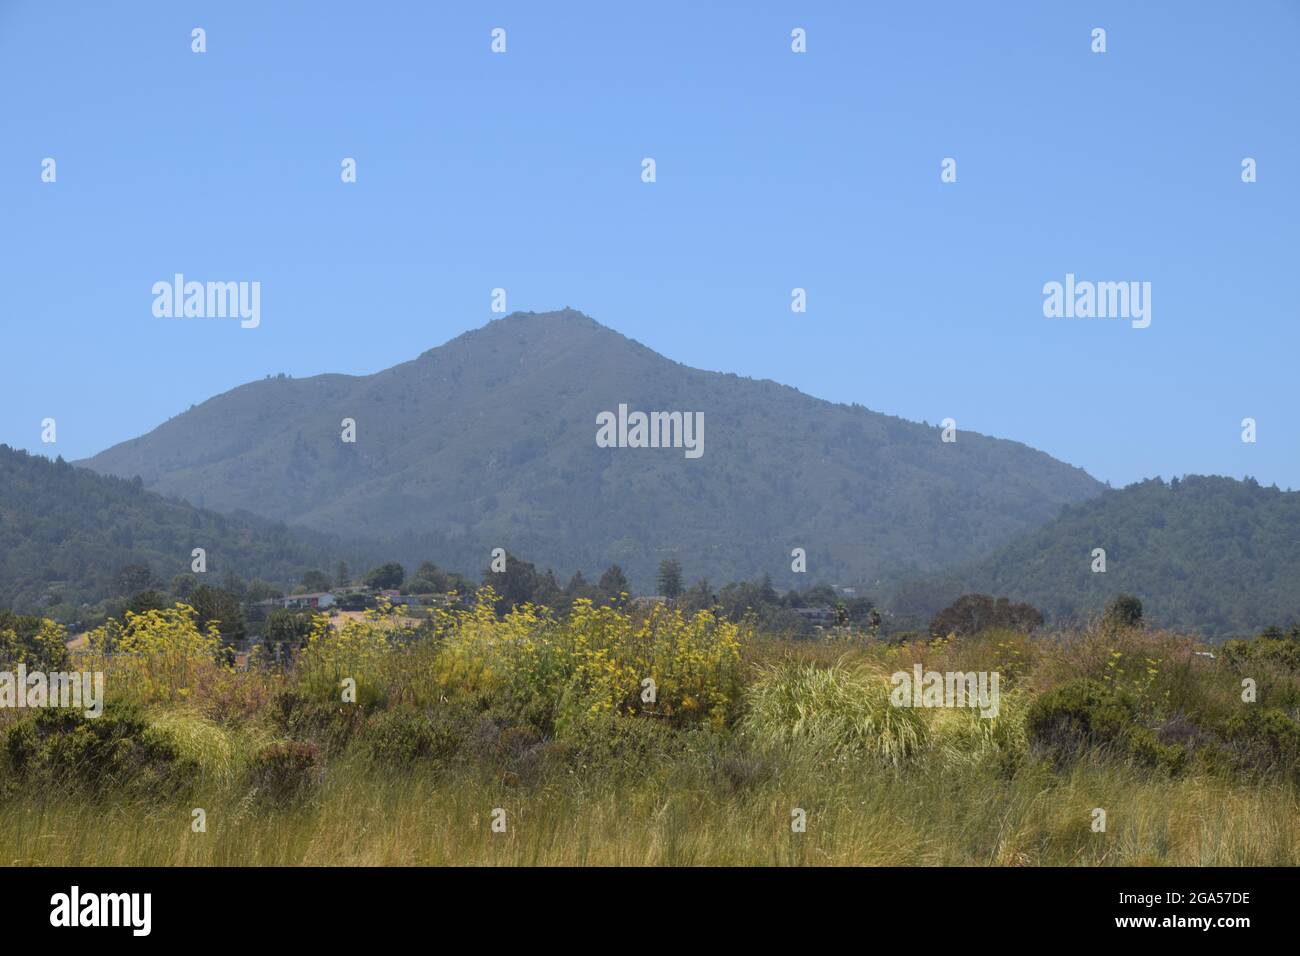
[280,592,336,609]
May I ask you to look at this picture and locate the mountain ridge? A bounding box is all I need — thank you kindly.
[895,474,1300,638]
[80,309,1105,589]
[0,444,367,618]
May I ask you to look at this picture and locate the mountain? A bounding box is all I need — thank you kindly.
[0,445,359,618]
[80,309,1104,590]
[925,476,1300,638]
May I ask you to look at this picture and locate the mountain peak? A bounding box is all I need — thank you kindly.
[81,310,1103,590]
[421,307,626,361]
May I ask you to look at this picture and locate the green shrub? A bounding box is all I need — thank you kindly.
[4,705,195,795]
[1220,637,1300,675]
[1027,678,1136,755]
[1027,678,1187,773]
[269,690,365,754]
[365,706,465,767]
[1221,707,1300,782]
[552,714,680,779]
[1126,726,1188,775]
[1102,595,1144,630]
[249,741,321,805]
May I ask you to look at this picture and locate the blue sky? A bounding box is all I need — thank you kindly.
[1,1,1296,488]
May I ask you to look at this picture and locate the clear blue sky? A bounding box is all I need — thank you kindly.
[2,1,1296,489]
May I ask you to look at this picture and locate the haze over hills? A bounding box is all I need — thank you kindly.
[80,310,1104,590]
[907,476,1300,638]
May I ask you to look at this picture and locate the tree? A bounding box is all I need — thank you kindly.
[123,589,166,618]
[335,561,351,588]
[263,608,316,655]
[169,574,197,602]
[246,579,282,603]
[534,569,562,608]
[363,562,406,590]
[657,559,684,599]
[930,593,1044,638]
[0,609,68,669]
[483,552,541,614]
[1103,594,1143,630]
[113,563,155,597]
[188,584,246,643]
[406,561,449,594]
[678,578,715,613]
[598,564,629,600]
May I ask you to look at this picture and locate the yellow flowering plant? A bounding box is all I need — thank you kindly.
[83,604,221,704]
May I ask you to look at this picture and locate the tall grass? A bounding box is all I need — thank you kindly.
[1,597,1297,866]
[2,751,1294,866]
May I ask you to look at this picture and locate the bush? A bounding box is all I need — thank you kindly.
[1220,637,1300,675]
[1221,707,1300,782]
[365,706,465,767]
[1026,677,1185,772]
[1025,678,1139,764]
[4,705,195,795]
[269,690,366,755]
[1103,595,1144,630]
[552,714,680,779]
[294,607,406,707]
[0,612,69,670]
[429,590,746,735]
[249,741,321,805]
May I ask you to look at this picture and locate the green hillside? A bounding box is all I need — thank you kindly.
[80,310,1103,590]
[934,476,1300,637]
[0,445,359,619]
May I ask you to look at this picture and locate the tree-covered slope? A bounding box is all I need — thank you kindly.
[81,309,1104,590]
[0,445,356,618]
[953,476,1300,637]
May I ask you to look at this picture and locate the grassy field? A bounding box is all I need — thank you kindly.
[2,595,1297,866]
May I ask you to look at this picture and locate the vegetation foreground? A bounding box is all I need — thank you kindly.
[1,593,1297,866]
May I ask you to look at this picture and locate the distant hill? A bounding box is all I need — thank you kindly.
[0,445,359,617]
[917,476,1300,638]
[80,309,1104,590]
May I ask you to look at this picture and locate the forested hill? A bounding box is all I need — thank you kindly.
[80,309,1103,590]
[949,476,1300,637]
[0,445,357,619]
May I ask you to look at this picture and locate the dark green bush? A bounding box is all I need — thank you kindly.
[1126,726,1188,775]
[1026,678,1184,772]
[1026,679,1138,757]
[1220,638,1300,675]
[269,690,365,754]
[1220,707,1300,782]
[552,715,680,780]
[4,705,194,795]
[1102,595,1144,630]
[249,741,321,805]
[365,706,465,767]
